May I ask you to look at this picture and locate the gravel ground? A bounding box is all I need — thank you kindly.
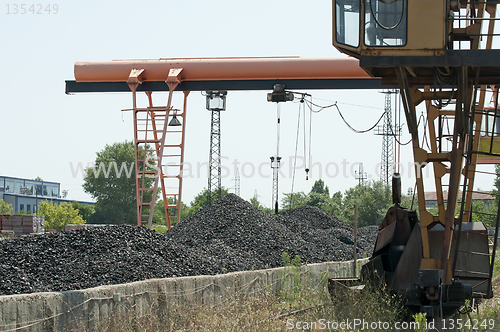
[0,194,378,295]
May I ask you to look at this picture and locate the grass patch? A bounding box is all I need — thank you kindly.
[71,256,415,331]
[69,251,500,331]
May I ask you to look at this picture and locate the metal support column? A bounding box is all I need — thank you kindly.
[206,91,227,203]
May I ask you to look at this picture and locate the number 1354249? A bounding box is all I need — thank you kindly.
[6,4,58,14]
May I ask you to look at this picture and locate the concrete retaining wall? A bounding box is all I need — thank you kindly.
[0,259,368,331]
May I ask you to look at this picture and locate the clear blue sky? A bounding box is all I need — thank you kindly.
[1,1,496,207]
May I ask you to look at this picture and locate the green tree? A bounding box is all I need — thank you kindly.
[38,201,85,231]
[470,200,496,226]
[489,164,500,220]
[71,201,95,222]
[249,196,273,214]
[282,180,340,215]
[310,179,330,196]
[341,180,392,227]
[153,199,192,225]
[83,141,155,225]
[281,192,308,210]
[187,187,229,216]
[315,191,342,216]
[33,176,43,181]
[0,199,13,214]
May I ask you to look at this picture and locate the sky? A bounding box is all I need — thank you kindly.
[0,0,497,208]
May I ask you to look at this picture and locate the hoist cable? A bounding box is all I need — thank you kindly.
[276,103,281,158]
[291,101,302,194]
[307,99,313,179]
[303,102,307,170]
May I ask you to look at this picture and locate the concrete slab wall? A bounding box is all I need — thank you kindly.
[0,259,368,332]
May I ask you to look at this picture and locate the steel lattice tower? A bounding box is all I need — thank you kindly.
[234,167,241,196]
[208,110,221,201]
[206,91,227,203]
[376,90,397,184]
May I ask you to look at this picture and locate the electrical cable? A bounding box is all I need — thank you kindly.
[420,112,432,151]
[368,0,405,31]
[333,103,386,134]
[432,68,457,108]
[410,181,417,210]
[303,99,337,113]
[389,120,412,146]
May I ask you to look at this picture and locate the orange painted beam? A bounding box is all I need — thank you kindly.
[74,57,370,82]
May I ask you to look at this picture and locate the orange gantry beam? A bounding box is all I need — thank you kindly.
[69,56,375,229]
[74,57,371,83]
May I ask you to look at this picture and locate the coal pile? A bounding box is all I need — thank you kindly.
[0,194,378,295]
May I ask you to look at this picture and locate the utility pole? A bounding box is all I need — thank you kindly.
[354,163,367,185]
[206,91,227,203]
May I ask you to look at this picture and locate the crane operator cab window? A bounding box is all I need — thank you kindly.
[335,0,406,50]
[335,0,361,48]
[364,0,406,47]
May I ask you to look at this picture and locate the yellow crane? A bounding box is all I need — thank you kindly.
[332,0,500,319]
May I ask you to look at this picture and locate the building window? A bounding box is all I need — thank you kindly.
[25,181,37,195]
[33,205,37,214]
[50,185,59,197]
[5,180,14,193]
[14,181,23,194]
[27,205,31,213]
[43,185,48,196]
[20,204,24,212]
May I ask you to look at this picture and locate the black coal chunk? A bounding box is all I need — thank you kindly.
[0,194,377,295]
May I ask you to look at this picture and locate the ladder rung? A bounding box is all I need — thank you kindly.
[137,139,160,144]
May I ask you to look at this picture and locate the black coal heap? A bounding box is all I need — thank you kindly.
[0,194,377,295]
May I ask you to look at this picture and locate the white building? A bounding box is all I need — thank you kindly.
[0,176,93,214]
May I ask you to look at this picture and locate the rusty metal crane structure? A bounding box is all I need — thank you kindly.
[66,57,380,228]
[65,0,500,319]
[332,0,500,319]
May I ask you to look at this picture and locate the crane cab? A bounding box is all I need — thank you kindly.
[333,0,448,59]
